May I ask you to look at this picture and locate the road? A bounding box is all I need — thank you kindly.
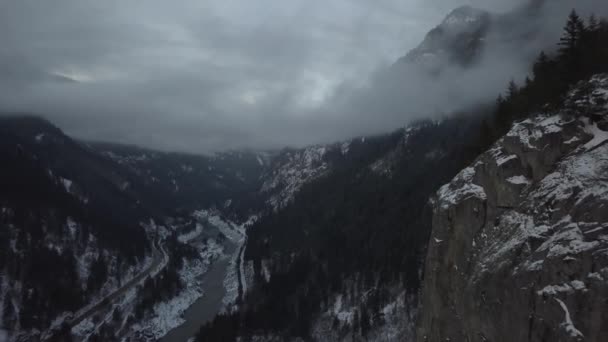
[67,239,169,329]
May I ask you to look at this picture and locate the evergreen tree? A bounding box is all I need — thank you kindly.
[352,310,360,337]
[532,51,550,80]
[3,293,15,329]
[112,307,122,323]
[559,9,586,54]
[588,14,599,32]
[507,80,519,99]
[360,306,370,336]
[559,9,586,83]
[87,255,108,294]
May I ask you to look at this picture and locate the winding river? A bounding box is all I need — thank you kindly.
[160,240,237,342]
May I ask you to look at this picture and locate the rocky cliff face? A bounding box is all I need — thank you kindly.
[401,6,491,69]
[417,75,608,342]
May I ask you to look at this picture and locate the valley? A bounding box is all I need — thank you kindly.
[1,1,608,342]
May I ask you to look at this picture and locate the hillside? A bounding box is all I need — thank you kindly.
[0,116,153,339]
[417,74,608,341]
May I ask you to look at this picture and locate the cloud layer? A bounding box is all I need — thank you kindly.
[0,0,605,153]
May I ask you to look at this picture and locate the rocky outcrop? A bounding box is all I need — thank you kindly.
[400,6,491,69]
[417,75,608,342]
[260,145,333,210]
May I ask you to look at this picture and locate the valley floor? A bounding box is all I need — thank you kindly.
[127,210,251,342]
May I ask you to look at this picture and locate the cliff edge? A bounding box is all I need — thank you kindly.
[417,74,608,342]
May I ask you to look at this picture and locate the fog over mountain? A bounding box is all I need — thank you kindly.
[0,0,605,153]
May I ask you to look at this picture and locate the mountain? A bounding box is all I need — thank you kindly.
[91,142,272,221]
[417,74,608,341]
[398,1,548,72]
[0,116,154,339]
[401,6,491,69]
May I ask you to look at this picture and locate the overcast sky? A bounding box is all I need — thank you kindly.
[0,0,604,153]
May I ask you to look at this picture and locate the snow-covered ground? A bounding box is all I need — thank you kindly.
[119,208,258,341]
[129,252,220,340]
[261,146,332,210]
[192,209,257,312]
[70,241,163,339]
[193,209,248,242]
[312,285,416,342]
[177,223,204,244]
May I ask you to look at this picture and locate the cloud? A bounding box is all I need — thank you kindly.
[0,0,606,153]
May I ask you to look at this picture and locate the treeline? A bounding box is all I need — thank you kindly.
[0,207,86,330]
[483,10,608,145]
[133,232,199,320]
[196,113,483,340]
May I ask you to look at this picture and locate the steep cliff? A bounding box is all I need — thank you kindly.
[417,75,608,342]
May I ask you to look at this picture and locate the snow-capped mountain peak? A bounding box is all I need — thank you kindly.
[399,5,491,69]
[441,5,488,30]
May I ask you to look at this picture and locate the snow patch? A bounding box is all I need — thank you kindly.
[507,175,530,185]
[131,258,208,340]
[261,145,331,210]
[582,119,608,151]
[60,177,73,192]
[177,223,203,244]
[537,280,586,296]
[341,142,350,155]
[555,298,584,338]
[496,154,517,166]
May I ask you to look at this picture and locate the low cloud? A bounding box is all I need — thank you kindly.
[0,0,606,153]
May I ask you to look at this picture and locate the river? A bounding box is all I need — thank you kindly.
[160,240,237,342]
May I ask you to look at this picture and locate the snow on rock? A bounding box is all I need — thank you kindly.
[496,153,517,166]
[507,175,530,185]
[582,118,608,150]
[313,288,416,342]
[261,145,331,210]
[441,5,488,30]
[555,298,585,339]
[537,280,587,296]
[436,164,486,209]
[418,74,608,342]
[506,115,567,150]
[177,223,203,244]
[60,177,73,192]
